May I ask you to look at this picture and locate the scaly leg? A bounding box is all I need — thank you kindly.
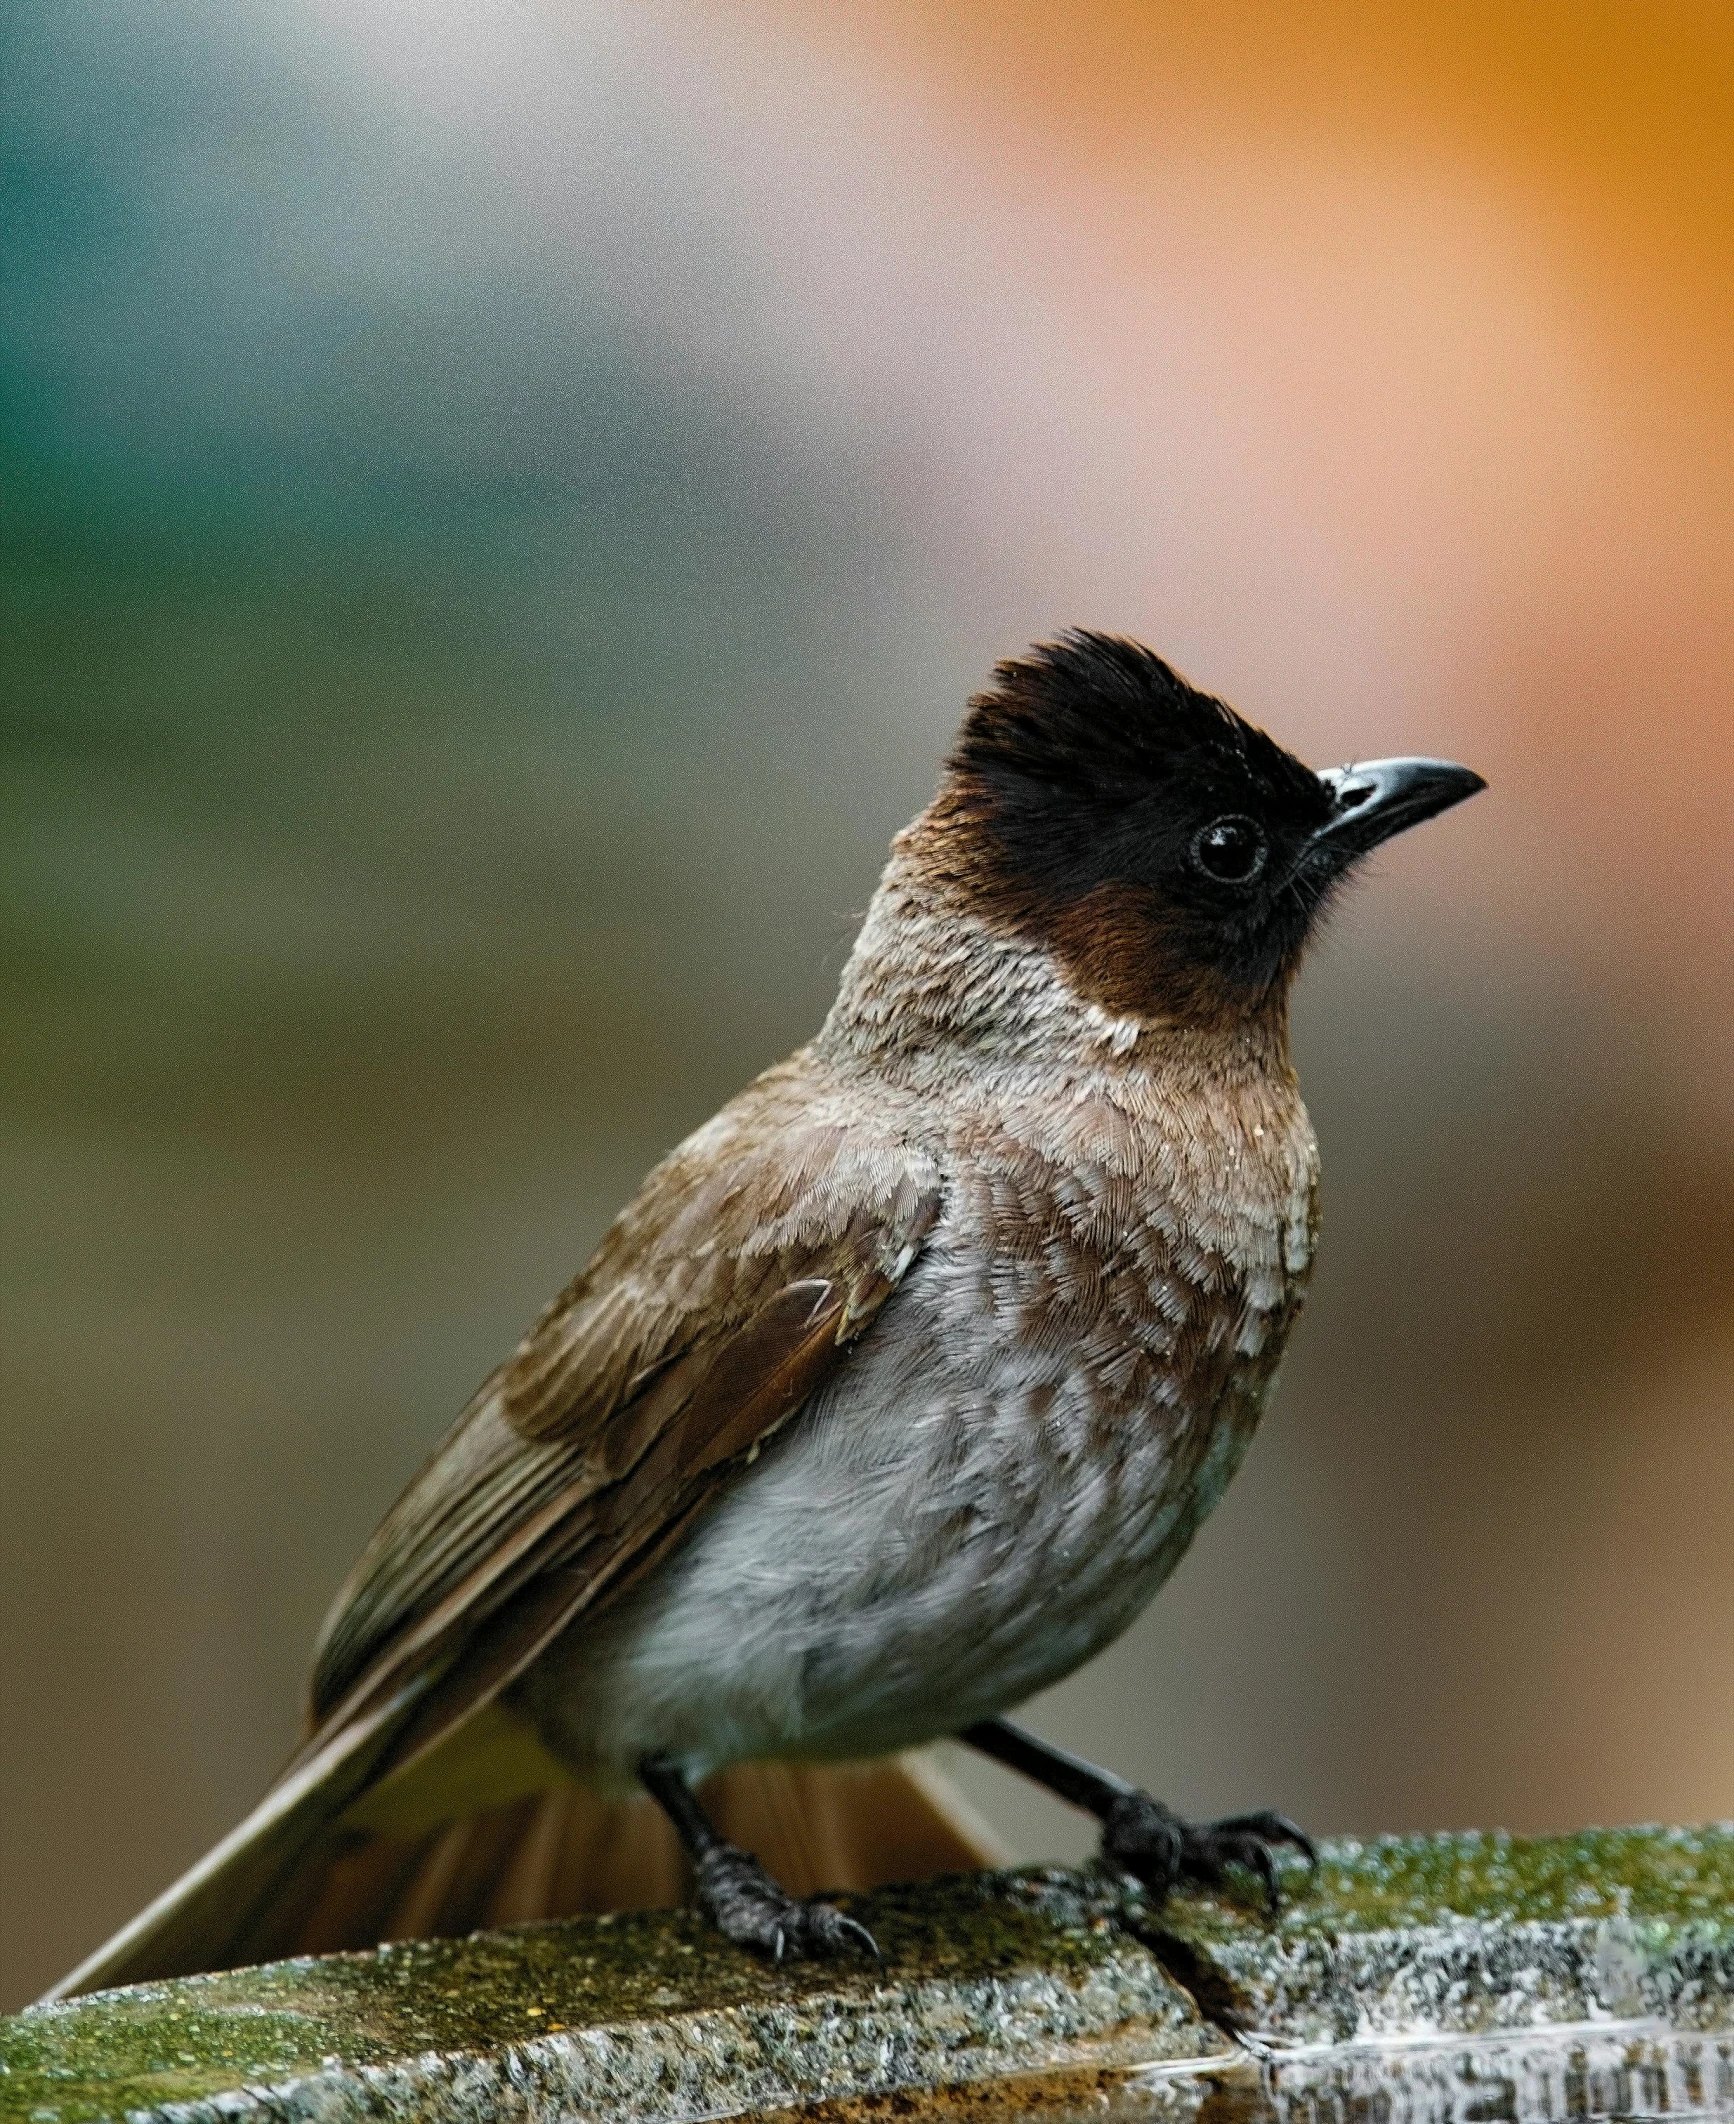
[638,1754,879,1961]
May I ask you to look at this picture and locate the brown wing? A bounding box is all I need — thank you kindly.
[303,1064,942,1792]
[40,1070,945,2002]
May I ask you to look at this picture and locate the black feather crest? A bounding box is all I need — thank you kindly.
[950,630,1315,809]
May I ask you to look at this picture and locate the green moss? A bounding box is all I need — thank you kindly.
[5,1830,1729,2124]
[1124,1825,1732,2048]
[1150,1824,1734,1949]
[1324,1824,1732,1926]
[0,1871,1159,2122]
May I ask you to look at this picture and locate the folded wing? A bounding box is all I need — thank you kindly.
[47,1075,945,1999]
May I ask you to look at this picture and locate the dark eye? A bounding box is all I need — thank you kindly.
[1191,815,1267,884]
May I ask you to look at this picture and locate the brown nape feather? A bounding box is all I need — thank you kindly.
[288,1759,1005,1963]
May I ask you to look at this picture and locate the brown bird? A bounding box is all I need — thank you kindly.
[49,632,1484,1997]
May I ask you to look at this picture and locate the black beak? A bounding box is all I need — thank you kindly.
[1310,755,1486,860]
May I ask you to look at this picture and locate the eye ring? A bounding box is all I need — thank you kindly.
[1191,815,1268,885]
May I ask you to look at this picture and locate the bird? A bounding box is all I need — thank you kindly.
[47,631,1485,1998]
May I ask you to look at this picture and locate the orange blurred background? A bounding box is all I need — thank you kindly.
[3,0,1730,2008]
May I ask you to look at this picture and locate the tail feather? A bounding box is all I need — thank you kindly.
[704,1756,1011,1898]
[335,1757,1008,1942]
[45,1752,1009,2002]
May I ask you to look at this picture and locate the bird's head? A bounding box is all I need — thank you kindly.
[924,630,1485,1030]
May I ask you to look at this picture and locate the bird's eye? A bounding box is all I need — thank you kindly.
[1191,815,1268,884]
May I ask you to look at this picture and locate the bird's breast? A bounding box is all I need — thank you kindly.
[521,1050,1319,1778]
[938,1060,1319,1422]
[767,1067,1320,1733]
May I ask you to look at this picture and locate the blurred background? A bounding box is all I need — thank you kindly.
[3,0,1731,2010]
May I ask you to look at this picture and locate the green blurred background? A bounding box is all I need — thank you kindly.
[3,0,1730,2009]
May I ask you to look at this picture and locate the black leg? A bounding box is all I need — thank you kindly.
[959,1718,1315,1917]
[638,1754,879,1962]
[960,1718,1139,1814]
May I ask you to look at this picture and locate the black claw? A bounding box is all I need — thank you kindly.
[1233,1837,1281,1917]
[835,1914,883,1961]
[694,1841,877,1963]
[1211,1810,1318,1870]
[1100,1795,1314,1919]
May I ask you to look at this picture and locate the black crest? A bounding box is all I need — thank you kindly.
[950,631,1323,819]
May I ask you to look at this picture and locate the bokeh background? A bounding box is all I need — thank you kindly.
[4,0,1731,2010]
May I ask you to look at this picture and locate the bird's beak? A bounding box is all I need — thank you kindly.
[1310,756,1486,860]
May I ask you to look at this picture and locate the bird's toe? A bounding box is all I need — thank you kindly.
[1101,1791,1188,1897]
[1102,1796,1314,1918]
[694,1844,877,1962]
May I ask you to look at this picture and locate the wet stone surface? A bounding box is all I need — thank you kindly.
[4,1827,1729,2124]
[1135,1824,1734,2043]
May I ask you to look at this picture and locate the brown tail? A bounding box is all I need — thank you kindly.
[46,1750,1010,2000]
[296,1755,1009,1958]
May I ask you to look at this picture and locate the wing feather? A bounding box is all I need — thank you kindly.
[304,1082,942,1798]
[43,1079,946,2002]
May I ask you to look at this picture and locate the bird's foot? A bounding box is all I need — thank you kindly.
[1102,1795,1316,1918]
[694,1843,879,1962]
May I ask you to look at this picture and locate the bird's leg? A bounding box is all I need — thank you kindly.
[959,1718,1315,1917]
[637,1754,878,1961]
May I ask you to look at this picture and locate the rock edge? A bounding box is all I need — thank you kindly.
[4,1826,1729,2124]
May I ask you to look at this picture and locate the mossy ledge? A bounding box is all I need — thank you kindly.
[5,1827,1730,2124]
